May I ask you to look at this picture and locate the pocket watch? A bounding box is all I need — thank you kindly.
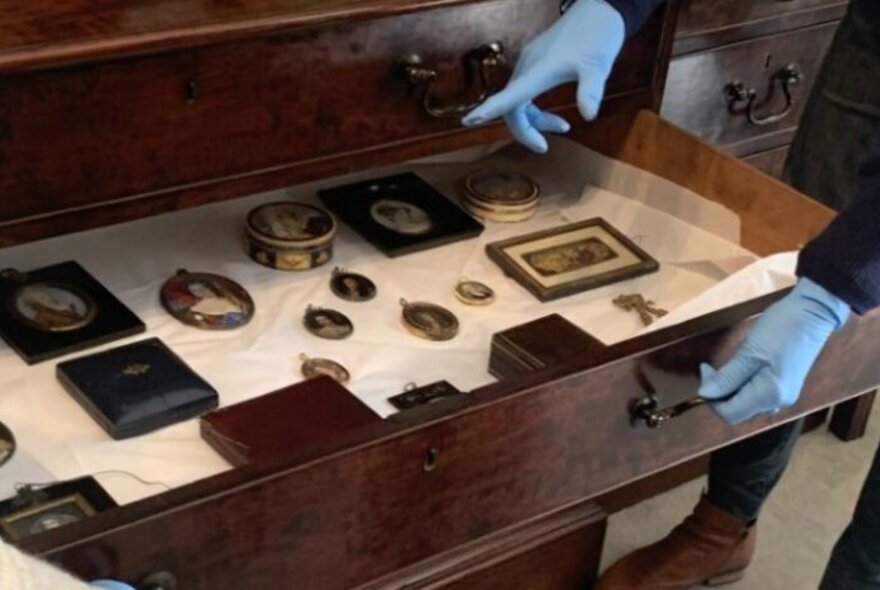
[160,269,255,330]
[453,279,496,306]
[302,305,354,340]
[299,353,351,384]
[400,299,459,341]
[330,267,377,302]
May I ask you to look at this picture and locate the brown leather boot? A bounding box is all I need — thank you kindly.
[595,496,757,589]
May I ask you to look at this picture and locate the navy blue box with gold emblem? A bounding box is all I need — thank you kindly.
[56,338,219,439]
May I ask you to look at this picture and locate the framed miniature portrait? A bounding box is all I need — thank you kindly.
[400,299,459,341]
[486,218,659,302]
[319,173,484,257]
[0,262,145,364]
[0,421,15,468]
[161,270,255,330]
[0,477,116,541]
[330,268,376,302]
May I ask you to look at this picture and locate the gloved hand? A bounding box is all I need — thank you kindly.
[699,278,851,425]
[461,0,625,153]
[91,581,136,590]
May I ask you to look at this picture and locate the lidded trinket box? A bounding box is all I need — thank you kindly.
[461,169,540,223]
[246,202,337,271]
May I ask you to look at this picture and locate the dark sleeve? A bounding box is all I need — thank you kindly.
[603,0,667,37]
[797,129,880,314]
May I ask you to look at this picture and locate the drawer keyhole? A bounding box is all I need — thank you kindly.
[184,80,199,104]
[423,447,439,472]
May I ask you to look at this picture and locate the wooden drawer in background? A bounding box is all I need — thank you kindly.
[743,145,791,178]
[0,0,660,244]
[662,21,837,156]
[674,0,848,55]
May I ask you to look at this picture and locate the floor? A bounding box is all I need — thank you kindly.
[600,402,880,589]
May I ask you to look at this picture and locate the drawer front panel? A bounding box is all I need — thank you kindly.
[0,0,657,225]
[661,22,837,153]
[674,0,847,54]
[743,145,790,179]
[32,297,880,589]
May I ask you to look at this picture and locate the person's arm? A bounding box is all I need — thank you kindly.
[700,128,880,424]
[797,130,880,313]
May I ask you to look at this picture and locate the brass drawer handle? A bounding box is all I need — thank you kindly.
[630,395,709,429]
[398,42,506,118]
[140,571,178,590]
[724,64,802,127]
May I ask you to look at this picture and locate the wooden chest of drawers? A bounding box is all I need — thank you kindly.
[661,0,849,174]
[2,2,879,589]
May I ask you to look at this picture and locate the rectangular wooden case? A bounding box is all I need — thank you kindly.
[3,1,878,589]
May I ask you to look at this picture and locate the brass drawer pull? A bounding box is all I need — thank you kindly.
[724,64,802,127]
[398,42,506,118]
[630,395,708,429]
[140,571,178,590]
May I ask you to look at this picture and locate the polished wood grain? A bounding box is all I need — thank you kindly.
[662,21,837,157]
[23,112,880,590]
[742,145,790,178]
[0,0,669,247]
[355,502,606,590]
[0,0,510,73]
[674,0,848,55]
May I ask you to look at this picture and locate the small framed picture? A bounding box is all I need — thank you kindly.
[486,218,659,302]
[0,262,145,364]
[0,477,117,541]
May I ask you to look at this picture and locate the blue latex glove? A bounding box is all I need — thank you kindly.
[461,0,625,153]
[699,278,851,425]
[91,581,136,590]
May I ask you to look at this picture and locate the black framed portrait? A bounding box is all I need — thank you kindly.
[0,262,145,364]
[0,477,116,541]
[318,173,484,257]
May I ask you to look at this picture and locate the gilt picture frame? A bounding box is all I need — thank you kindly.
[485,218,659,302]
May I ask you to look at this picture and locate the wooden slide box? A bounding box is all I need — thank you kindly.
[7,2,880,590]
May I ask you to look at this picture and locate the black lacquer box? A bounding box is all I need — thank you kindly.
[57,338,219,439]
[319,172,484,257]
[0,261,145,364]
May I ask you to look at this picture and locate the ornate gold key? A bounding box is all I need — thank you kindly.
[613,293,668,326]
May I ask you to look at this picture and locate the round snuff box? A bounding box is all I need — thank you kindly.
[462,169,540,223]
[246,202,337,271]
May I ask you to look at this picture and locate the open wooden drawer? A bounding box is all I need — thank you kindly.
[15,109,879,590]
[2,1,876,588]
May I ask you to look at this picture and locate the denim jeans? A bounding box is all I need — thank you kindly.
[706,1,880,587]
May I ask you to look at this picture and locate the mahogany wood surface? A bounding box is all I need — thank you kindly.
[0,0,525,74]
[674,0,848,56]
[354,502,606,590]
[662,21,838,156]
[742,144,790,178]
[830,390,878,442]
[0,1,669,247]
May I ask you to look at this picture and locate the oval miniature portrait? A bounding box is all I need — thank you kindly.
[0,421,15,469]
[301,356,351,384]
[303,307,353,340]
[247,202,336,244]
[454,280,496,306]
[464,169,540,205]
[401,300,459,341]
[370,199,433,235]
[330,268,376,302]
[11,282,96,332]
[161,271,255,330]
